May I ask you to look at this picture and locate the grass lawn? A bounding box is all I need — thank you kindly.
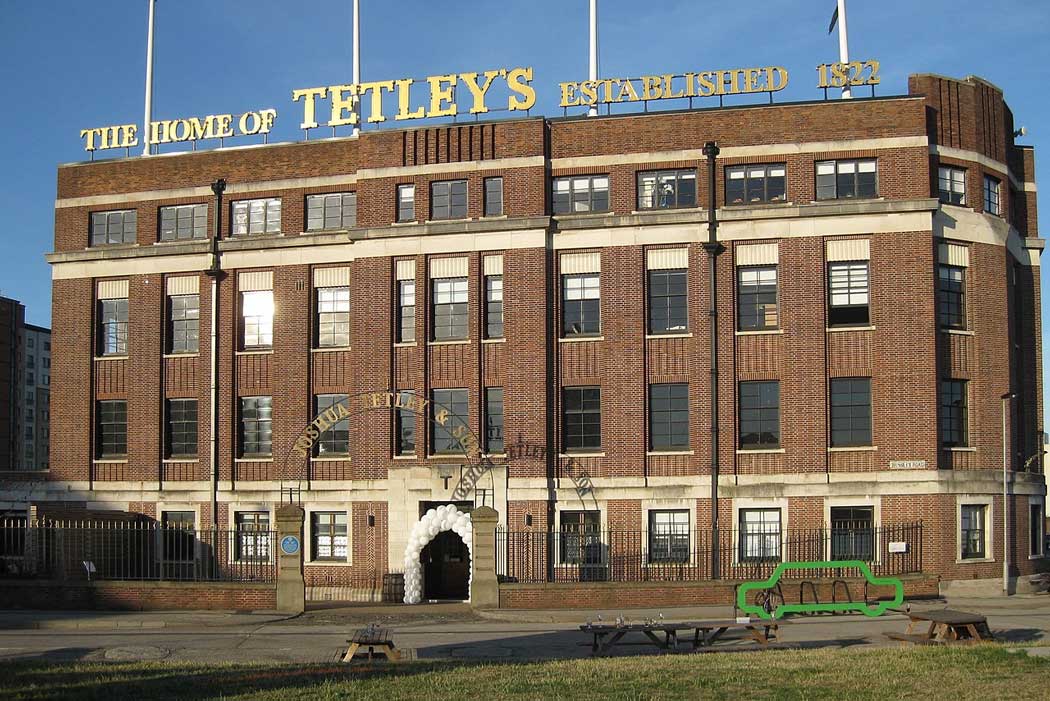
[1,645,1047,700]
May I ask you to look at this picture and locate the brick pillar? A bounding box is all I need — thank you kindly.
[470,506,499,609]
[275,504,305,614]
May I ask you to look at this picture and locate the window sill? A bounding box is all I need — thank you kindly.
[723,201,793,209]
[646,332,692,339]
[1028,554,1047,561]
[392,221,417,227]
[828,446,877,452]
[394,342,417,348]
[647,450,694,456]
[235,457,274,463]
[154,239,207,246]
[230,232,284,239]
[559,336,604,343]
[630,207,703,215]
[956,556,994,565]
[736,329,783,336]
[86,243,139,251]
[942,328,974,336]
[736,448,785,454]
[559,452,605,458]
[311,456,351,462]
[946,447,977,453]
[482,453,508,459]
[163,458,199,463]
[163,353,200,359]
[311,347,351,353]
[552,211,613,220]
[93,459,128,464]
[303,228,352,236]
[236,350,274,356]
[424,218,473,225]
[392,455,418,460]
[826,326,875,333]
[306,559,353,567]
[482,338,506,344]
[428,340,471,346]
[94,355,129,362]
[480,214,508,220]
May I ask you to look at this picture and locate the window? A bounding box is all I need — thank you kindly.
[650,383,689,451]
[397,280,416,343]
[96,400,127,458]
[26,356,34,369]
[239,396,273,457]
[739,508,781,562]
[648,268,687,334]
[484,177,503,217]
[938,265,966,329]
[314,394,349,456]
[983,175,1001,216]
[161,511,196,562]
[232,198,281,235]
[311,512,348,561]
[739,381,779,449]
[827,261,870,327]
[830,378,872,447]
[737,266,778,331]
[830,506,875,560]
[90,209,137,246]
[960,504,986,559]
[563,386,601,452]
[485,387,504,454]
[26,374,34,386]
[306,192,356,231]
[395,390,416,456]
[553,175,609,214]
[938,166,966,206]
[725,164,786,205]
[1030,502,1045,557]
[637,169,697,210]
[235,512,270,561]
[648,510,689,563]
[816,159,877,200]
[397,184,415,222]
[431,180,468,220]
[485,275,504,339]
[44,341,50,351]
[316,286,350,348]
[98,297,129,356]
[562,273,600,336]
[166,399,198,458]
[432,277,468,341]
[559,510,601,565]
[940,380,968,447]
[168,294,200,354]
[241,290,274,350]
[159,204,207,241]
[431,388,468,455]
[43,358,50,369]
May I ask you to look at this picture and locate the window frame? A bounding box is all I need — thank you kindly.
[649,383,689,451]
[648,510,690,564]
[1030,501,1045,558]
[815,159,878,201]
[647,268,688,335]
[315,286,350,348]
[395,390,417,456]
[159,203,208,241]
[239,396,273,458]
[96,399,128,459]
[235,511,271,562]
[311,511,348,562]
[483,177,504,217]
[397,184,416,222]
[960,504,987,560]
[90,209,137,246]
[983,175,1001,216]
[725,164,787,206]
[314,394,350,457]
[937,264,966,330]
[431,388,469,455]
[306,192,357,232]
[737,265,778,331]
[562,386,601,453]
[829,378,872,448]
[431,277,469,341]
[827,260,871,327]
[559,510,602,565]
[430,179,468,221]
[937,166,966,206]
[484,275,504,339]
[484,387,504,455]
[98,297,129,356]
[940,380,968,448]
[738,381,780,450]
[738,508,782,563]
[552,175,610,215]
[231,198,281,236]
[168,293,200,355]
[240,290,274,351]
[166,398,198,459]
[562,272,601,337]
[636,169,697,210]
[829,506,875,561]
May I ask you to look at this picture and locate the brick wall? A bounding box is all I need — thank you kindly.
[0,579,276,611]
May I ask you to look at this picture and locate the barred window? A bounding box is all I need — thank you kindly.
[314,394,349,456]
[563,386,601,452]
[432,388,469,455]
[397,280,416,343]
[485,275,504,339]
[239,396,273,457]
[739,508,781,562]
[938,265,966,329]
[235,512,270,562]
[830,378,872,447]
[397,184,415,222]
[553,175,609,214]
[650,383,689,450]
[432,277,468,340]
[312,512,347,561]
[168,294,200,354]
[562,273,600,336]
[431,180,468,220]
[161,511,196,562]
[648,268,687,334]
[637,169,696,210]
[559,510,601,565]
[90,209,137,246]
[940,380,968,447]
[232,198,281,235]
[830,506,875,561]
[938,166,966,206]
[737,266,778,331]
[725,164,786,205]
[98,298,129,356]
[484,177,504,217]
[316,286,350,348]
[983,175,1001,216]
[648,510,689,563]
[485,387,504,454]
[241,290,274,350]
[166,398,198,458]
[306,192,356,231]
[960,504,986,559]
[816,159,877,200]
[395,390,416,456]
[739,381,779,449]
[97,400,127,458]
[828,261,870,327]
[159,204,207,241]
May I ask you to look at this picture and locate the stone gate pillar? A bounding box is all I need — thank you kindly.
[470,505,499,609]
[274,504,305,614]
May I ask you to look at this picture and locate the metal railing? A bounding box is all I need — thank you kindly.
[496,522,923,584]
[0,520,276,583]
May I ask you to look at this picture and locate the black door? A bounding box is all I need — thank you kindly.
[422,530,471,600]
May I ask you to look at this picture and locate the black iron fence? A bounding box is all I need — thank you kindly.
[0,520,276,583]
[496,522,923,584]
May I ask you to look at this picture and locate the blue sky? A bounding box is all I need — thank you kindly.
[1,0,1048,414]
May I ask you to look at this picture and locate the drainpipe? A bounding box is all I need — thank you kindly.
[206,178,227,529]
[702,142,724,579]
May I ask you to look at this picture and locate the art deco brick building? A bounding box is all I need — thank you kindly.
[19,71,1050,602]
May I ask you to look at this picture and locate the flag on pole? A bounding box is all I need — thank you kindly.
[828,5,838,34]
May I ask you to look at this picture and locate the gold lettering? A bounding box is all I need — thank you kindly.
[186,117,210,141]
[460,69,502,115]
[359,80,394,124]
[258,108,277,134]
[394,79,425,120]
[767,66,789,91]
[559,81,582,108]
[80,128,100,152]
[696,72,716,97]
[336,402,351,419]
[368,392,386,409]
[119,125,138,148]
[506,67,536,111]
[426,74,457,118]
[662,74,684,99]
[615,79,640,102]
[451,425,468,439]
[215,114,234,137]
[238,112,262,135]
[292,86,328,130]
[292,436,312,460]
[306,426,320,440]
[328,84,360,127]
[579,80,599,106]
[599,79,618,103]
[170,120,191,143]
[434,409,449,425]
[641,76,663,100]
[684,73,698,98]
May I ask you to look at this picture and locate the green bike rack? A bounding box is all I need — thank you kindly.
[736,560,904,620]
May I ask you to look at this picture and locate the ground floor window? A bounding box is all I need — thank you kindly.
[1031,502,1045,558]
[739,508,781,562]
[830,506,875,561]
[648,510,689,563]
[161,511,196,562]
[960,504,987,559]
[312,512,348,562]
[235,511,271,561]
[559,511,601,565]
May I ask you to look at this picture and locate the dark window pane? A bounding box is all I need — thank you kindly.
[650,383,689,450]
[432,389,469,455]
[829,378,872,447]
[563,387,601,451]
[739,381,779,449]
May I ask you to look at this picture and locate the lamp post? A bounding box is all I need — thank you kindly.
[1001,392,1016,594]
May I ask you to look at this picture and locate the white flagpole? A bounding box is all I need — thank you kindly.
[352,0,361,136]
[588,0,598,117]
[837,0,851,99]
[142,0,157,155]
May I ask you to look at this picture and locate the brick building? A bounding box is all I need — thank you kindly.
[0,297,50,473]
[17,71,1050,601]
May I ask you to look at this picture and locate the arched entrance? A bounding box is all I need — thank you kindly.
[402,504,473,603]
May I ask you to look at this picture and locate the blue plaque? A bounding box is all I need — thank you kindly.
[280,535,300,556]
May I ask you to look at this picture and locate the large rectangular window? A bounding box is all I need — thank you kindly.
[830,378,872,447]
[739,508,781,562]
[311,512,348,561]
[940,380,968,447]
[737,266,778,331]
[830,506,874,561]
[98,298,129,356]
[397,184,415,222]
[166,398,198,458]
[828,261,870,327]
[648,510,689,563]
[159,204,207,241]
[239,396,273,457]
[431,389,468,455]
[960,504,986,559]
[485,387,504,454]
[650,383,689,451]
[553,175,609,214]
[938,265,966,329]
[432,277,468,341]
[314,394,349,456]
[90,209,137,246]
[563,386,601,452]
[637,169,696,210]
[306,192,356,231]
[232,198,281,235]
[484,177,503,217]
[168,294,200,354]
[397,279,416,343]
[161,511,196,562]
[725,164,786,205]
[241,290,274,350]
[562,273,601,336]
[559,510,601,565]
[485,275,504,339]
[739,381,779,449]
[235,512,270,562]
[395,390,416,456]
[1030,502,1045,557]
[316,286,350,348]
[816,159,877,200]
[648,268,687,335]
[96,400,127,459]
[938,166,966,206]
[431,180,468,220]
[983,175,1001,216]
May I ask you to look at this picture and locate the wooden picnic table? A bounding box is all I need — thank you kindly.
[580,619,785,656]
[342,625,401,662]
[886,609,993,646]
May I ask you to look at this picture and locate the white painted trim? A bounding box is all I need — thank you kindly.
[731,498,789,566]
[930,145,1032,192]
[823,496,882,563]
[304,505,352,566]
[956,495,994,564]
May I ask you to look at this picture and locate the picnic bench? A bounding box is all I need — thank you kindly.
[885,609,994,646]
[342,625,401,662]
[580,619,785,656]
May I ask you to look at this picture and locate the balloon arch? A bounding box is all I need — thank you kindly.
[402,504,473,604]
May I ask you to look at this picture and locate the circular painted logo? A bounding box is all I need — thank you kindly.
[280,535,300,556]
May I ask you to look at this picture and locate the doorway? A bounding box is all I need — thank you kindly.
[421,530,471,600]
